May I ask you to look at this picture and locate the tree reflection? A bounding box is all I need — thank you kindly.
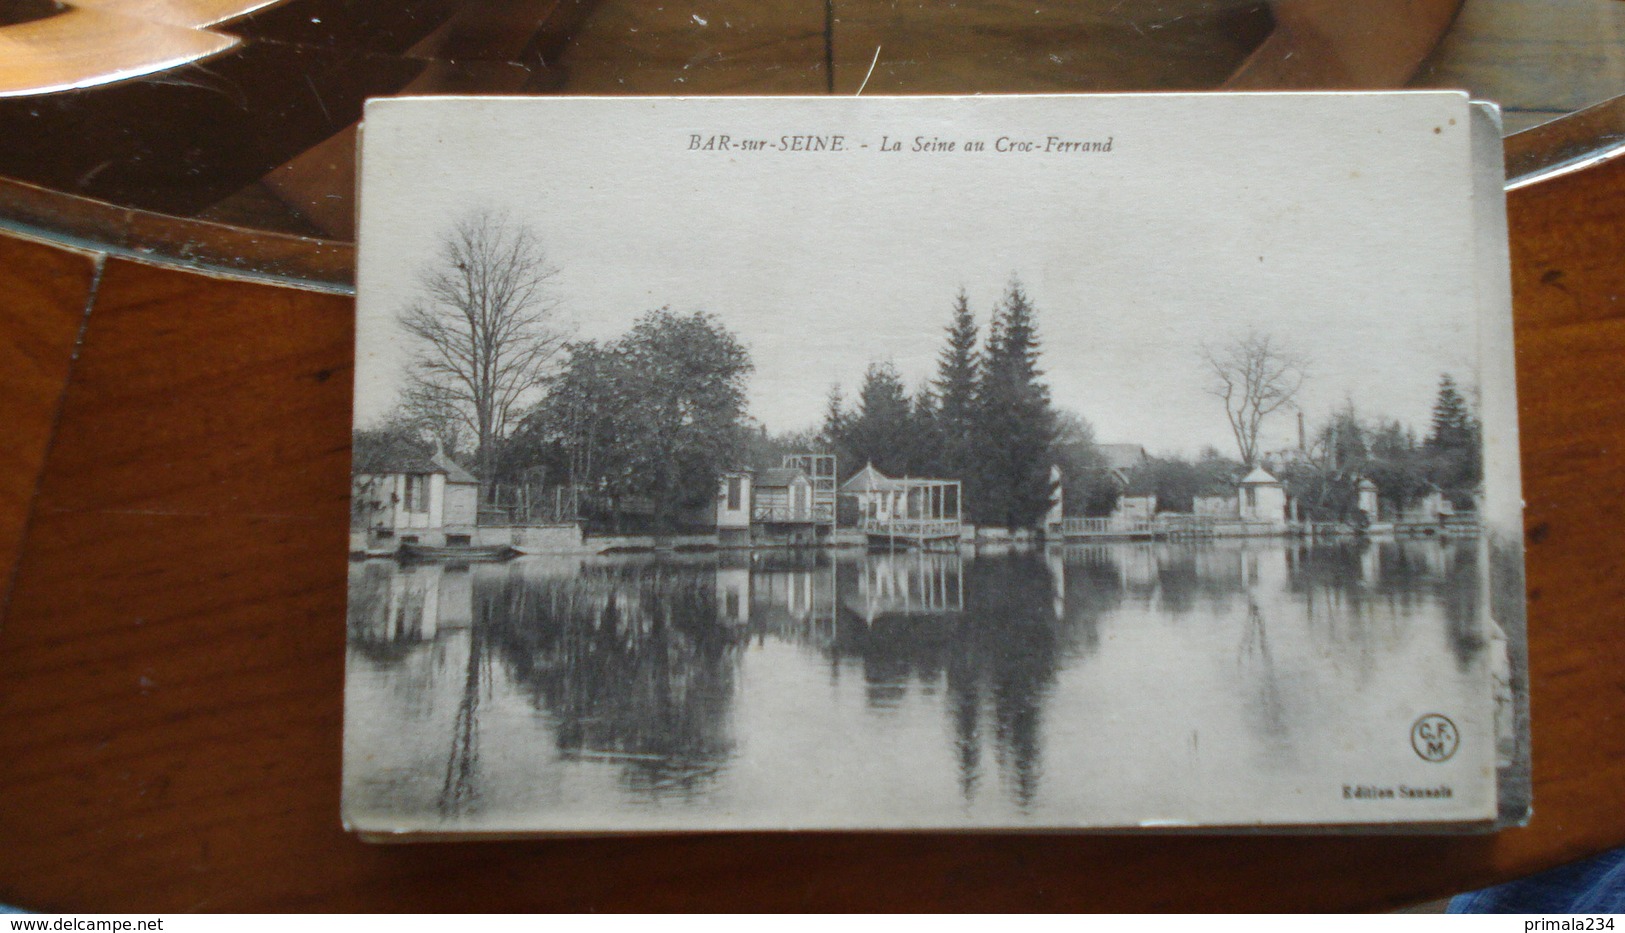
[824,550,1105,811]
[439,597,488,817]
[484,565,743,798]
[1238,597,1289,747]
[1437,540,1485,669]
[1144,545,1247,617]
[348,561,448,663]
[1048,546,1127,651]
[1278,537,1485,671]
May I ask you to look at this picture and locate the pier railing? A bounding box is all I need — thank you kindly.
[1056,515,1241,539]
[861,518,962,540]
[1058,516,1155,537]
[1155,515,1221,538]
[752,504,834,524]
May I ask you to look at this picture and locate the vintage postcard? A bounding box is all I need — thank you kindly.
[345,93,1528,836]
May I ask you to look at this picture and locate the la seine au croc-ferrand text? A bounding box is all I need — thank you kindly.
[686,133,1114,154]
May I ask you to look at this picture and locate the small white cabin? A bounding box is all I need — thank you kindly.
[840,463,960,526]
[1237,466,1289,527]
[1356,476,1381,521]
[353,449,479,547]
[1419,486,1454,521]
[1399,484,1456,524]
[752,468,817,523]
[841,463,909,524]
[718,471,753,530]
[716,465,821,544]
[717,468,818,527]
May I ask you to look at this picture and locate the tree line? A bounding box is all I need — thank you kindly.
[363,209,1085,531]
[819,281,1084,529]
[359,211,1483,533]
[1272,375,1482,521]
[356,211,753,532]
[1111,374,1483,522]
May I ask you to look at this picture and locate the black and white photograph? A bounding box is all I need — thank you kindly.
[344,93,1526,835]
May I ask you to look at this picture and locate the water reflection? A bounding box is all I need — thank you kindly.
[344,538,1502,830]
[488,562,743,801]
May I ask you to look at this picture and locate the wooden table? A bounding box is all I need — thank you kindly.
[0,131,1622,913]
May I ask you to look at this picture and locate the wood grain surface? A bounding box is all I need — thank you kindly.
[0,236,97,610]
[1417,0,1625,134]
[0,151,1622,912]
[1225,0,1461,90]
[550,0,1274,96]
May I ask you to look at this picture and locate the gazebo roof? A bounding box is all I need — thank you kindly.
[840,463,907,493]
[840,463,962,493]
[1238,466,1280,486]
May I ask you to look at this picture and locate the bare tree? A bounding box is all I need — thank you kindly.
[399,210,567,490]
[1200,330,1308,466]
[394,383,466,455]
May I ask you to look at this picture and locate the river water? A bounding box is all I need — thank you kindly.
[343,538,1507,833]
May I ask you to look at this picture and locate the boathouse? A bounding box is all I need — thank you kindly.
[352,447,480,549]
[840,463,962,547]
[716,463,825,546]
[754,468,818,523]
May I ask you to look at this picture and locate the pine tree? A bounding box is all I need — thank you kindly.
[1428,374,1473,452]
[1325,400,1368,471]
[820,384,853,477]
[1426,373,1481,498]
[908,385,942,476]
[933,288,981,485]
[975,278,1057,529]
[821,384,849,447]
[845,362,916,476]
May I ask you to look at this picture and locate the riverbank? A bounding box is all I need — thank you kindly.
[352,517,1478,559]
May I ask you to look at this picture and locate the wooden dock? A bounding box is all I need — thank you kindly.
[862,518,962,550]
[1055,516,1285,541]
[1056,517,1158,541]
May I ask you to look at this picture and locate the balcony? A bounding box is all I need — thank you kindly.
[752,503,834,525]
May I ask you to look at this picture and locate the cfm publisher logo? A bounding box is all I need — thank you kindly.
[1411,714,1460,762]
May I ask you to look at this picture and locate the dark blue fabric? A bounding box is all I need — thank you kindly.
[1451,846,1625,913]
